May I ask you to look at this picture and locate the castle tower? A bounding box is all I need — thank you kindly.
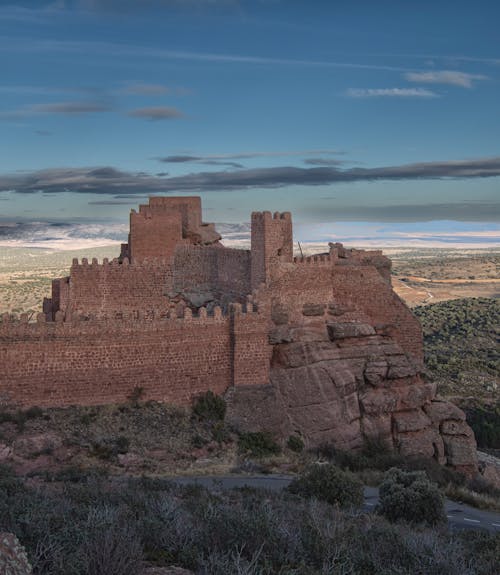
[126,196,220,263]
[251,211,293,288]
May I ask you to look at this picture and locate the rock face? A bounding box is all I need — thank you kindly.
[0,533,32,575]
[227,315,478,475]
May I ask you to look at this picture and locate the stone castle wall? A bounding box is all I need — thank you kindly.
[0,305,271,408]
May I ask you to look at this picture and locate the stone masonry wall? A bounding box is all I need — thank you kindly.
[264,256,423,361]
[0,307,269,408]
[172,245,251,303]
[60,258,173,317]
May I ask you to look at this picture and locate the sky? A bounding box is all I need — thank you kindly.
[0,0,499,248]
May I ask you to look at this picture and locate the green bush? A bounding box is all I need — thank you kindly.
[287,435,305,453]
[377,467,446,525]
[287,463,364,508]
[237,431,281,457]
[192,390,226,422]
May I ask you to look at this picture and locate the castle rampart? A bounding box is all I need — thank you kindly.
[0,304,270,407]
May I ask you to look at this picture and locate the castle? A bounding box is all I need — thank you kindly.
[0,197,478,472]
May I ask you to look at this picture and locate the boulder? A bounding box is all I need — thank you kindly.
[0,442,12,462]
[393,409,432,433]
[364,357,389,386]
[0,533,32,575]
[386,354,418,379]
[268,325,293,344]
[302,303,326,316]
[423,399,466,424]
[443,435,478,468]
[395,427,439,459]
[327,322,376,340]
[441,420,474,438]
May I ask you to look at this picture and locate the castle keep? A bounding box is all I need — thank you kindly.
[0,197,478,472]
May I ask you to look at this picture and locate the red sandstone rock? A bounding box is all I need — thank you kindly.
[327,322,376,340]
[423,399,466,423]
[393,409,432,433]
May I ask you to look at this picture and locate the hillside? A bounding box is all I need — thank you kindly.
[415,298,500,449]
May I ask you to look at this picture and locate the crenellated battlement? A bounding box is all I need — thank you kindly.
[251,210,292,222]
[71,257,170,270]
[0,301,264,341]
[2,299,261,324]
[293,253,335,265]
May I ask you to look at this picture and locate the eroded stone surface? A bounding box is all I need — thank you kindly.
[228,317,478,474]
[0,533,32,575]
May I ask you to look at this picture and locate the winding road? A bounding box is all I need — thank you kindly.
[172,475,500,533]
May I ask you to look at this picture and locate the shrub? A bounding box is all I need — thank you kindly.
[127,385,145,405]
[237,431,281,457]
[211,421,231,444]
[377,467,446,525]
[91,436,130,460]
[287,464,364,508]
[192,390,226,422]
[23,405,44,420]
[287,435,305,453]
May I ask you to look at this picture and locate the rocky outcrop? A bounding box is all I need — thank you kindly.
[227,312,478,475]
[0,533,32,575]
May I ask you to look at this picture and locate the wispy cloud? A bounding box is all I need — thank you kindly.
[302,202,500,223]
[87,200,136,205]
[1,100,112,119]
[75,0,239,12]
[1,156,500,196]
[121,83,171,95]
[303,158,346,166]
[347,88,439,98]
[128,106,184,120]
[159,149,345,163]
[405,70,487,88]
[0,36,412,73]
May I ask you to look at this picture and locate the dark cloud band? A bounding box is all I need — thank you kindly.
[0,156,499,197]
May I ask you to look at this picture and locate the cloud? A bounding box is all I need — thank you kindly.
[128,106,183,120]
[0,37,413,73]
[1,156,500,197]
[75,0,239,11]
[35,130,53,136]
[347,88,439,98]
[88,200,136,205]
[159,149,345,163]
[2,100,112,119]
[301,202,500,223]
[121,83,171,95]
[303,158,346,166]
[156,155,243,168]
[405,70,487,88]
[0,219,127,249]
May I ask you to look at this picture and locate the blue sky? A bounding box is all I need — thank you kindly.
[0,0,499,246]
